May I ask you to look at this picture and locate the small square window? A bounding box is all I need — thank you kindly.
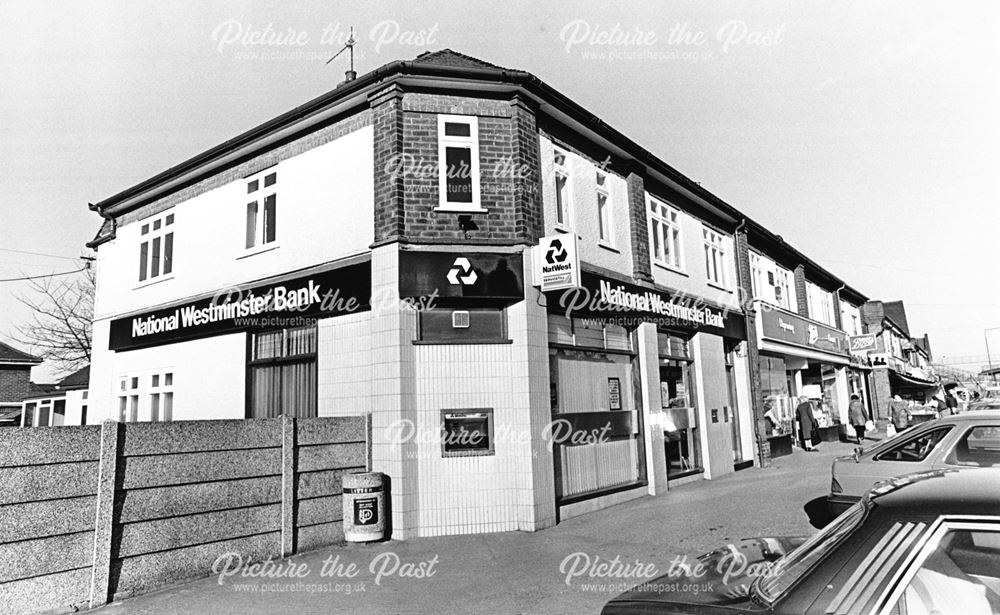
[444,122,471,137]
[164,373,173,386]
[130,377,138,389]
[141,224,149,235]
[248,180,259,193]
[441,409,495,457]
[165,214,174,226]
[264,173,276,187]
[153,219,161,231]
[152,374,159,387]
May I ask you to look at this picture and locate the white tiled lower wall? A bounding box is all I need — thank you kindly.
[318,311,373,417]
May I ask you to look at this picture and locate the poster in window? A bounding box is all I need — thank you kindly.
[608,377,621,410]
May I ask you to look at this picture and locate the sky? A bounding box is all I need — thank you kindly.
[1,0,998,381]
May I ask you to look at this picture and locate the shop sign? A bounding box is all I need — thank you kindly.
[398,251,523,301]
[535,234,581,291]
[608,377,621,410]
[849,334,877,353]
[109,261,371,351]
[759,307,848,356]
[546,272,744,338]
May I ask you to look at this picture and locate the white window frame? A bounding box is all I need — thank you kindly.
[244,168,278,253]
[553,147,573,229]
[749,252,764,299]
[117,370,174,423]
[596,170,614,246]
[436,114,484,213]
[648,197,684,272]
[703,227,729,289]
[774,267,793,310]
[137,211,175,285]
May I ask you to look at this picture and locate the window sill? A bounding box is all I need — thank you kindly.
[133,275,174,290]
[597,241,620,254]
[434,205,488,214]
[553,223,574,234]
[707,281,732,294]
[653,261,688,277]
[237,244,280,260]
[413,339,514,345]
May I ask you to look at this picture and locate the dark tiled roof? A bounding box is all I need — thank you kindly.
[58,365,90,389]
[0,341,41,364]
[23,382,59,400]
[882,301,910,337]
[412,49,508,70]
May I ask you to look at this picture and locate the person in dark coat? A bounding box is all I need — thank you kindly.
[848,394,869,443]
[796,396,819,451]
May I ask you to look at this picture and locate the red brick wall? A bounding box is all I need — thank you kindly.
[0,366,32,404]
[625,170,653,283]
[372,90,543,246]
[735,227,770,467]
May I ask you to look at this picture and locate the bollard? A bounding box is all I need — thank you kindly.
[342,472,386,542]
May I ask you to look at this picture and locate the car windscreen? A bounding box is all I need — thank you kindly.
[752,501,867,605]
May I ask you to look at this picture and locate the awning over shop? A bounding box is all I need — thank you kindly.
[889,368,939,388]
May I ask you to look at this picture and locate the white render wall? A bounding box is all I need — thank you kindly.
[538,135,634,275]
[87,319,245,423]
[92,125,375,321]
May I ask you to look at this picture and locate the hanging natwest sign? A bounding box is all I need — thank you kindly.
[535,234,581,292]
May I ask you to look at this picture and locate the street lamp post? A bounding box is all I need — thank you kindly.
[986,327,1000,384]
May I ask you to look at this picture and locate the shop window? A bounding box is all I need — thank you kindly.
[875,427,952,462]
[548,316,633,353]
[437,115,481,211]
[418,307,506,343]
[245,169,277,250]
[596,170,613,244]
[703,227,729,289]
[441,409,495,457]
[138,212,174,282]
[248,325,317,419]
[23,402,35,427]
[553,147,572,226]
[649,198,683,271]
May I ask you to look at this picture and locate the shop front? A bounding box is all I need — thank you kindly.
[754,302,850,456]
[546,270,749,501]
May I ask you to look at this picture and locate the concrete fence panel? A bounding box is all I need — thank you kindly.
[0,415,369,614]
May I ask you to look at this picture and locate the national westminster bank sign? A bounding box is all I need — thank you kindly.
[109,261,371,351]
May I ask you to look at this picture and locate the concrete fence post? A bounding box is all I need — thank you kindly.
[89,419,121,609]
[280,415,296,558]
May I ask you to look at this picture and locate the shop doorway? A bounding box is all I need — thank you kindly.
[725,341,742,465]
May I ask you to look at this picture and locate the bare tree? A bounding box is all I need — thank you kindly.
[13,266,94,374]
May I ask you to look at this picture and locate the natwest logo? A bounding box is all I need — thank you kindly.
[536,234,580,291]
[446,257,478,286]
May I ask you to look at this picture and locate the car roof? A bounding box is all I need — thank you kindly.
[870,468,1000,511]
[945,410,1000,421]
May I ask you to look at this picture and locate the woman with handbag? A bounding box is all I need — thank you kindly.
[796,396,820,451]
[848,394,869,444]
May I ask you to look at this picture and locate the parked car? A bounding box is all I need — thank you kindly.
[827,410,1000,516]
[602,469,1000,614]
[969,387,1000,411]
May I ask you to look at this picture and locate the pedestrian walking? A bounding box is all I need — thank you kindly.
[796,396,821,451]
[848,394,869,443]
[945,389,959,415]
[890,395,910,434]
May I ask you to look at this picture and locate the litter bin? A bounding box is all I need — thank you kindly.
[342,472,386,542]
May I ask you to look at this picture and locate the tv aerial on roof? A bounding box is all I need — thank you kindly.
[326,26,357,83]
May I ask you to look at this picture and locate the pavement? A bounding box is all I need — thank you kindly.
[90,439,864,615]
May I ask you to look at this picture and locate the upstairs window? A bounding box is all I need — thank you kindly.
[774,267,792,310]
[437,115,481,211]
[138,212,174,282]
[703,228,729,289]
[553,148,572,226]
[596,170,613,245]
[246,170,277,249]
[749,252,764,299]
[649,198,683,271]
